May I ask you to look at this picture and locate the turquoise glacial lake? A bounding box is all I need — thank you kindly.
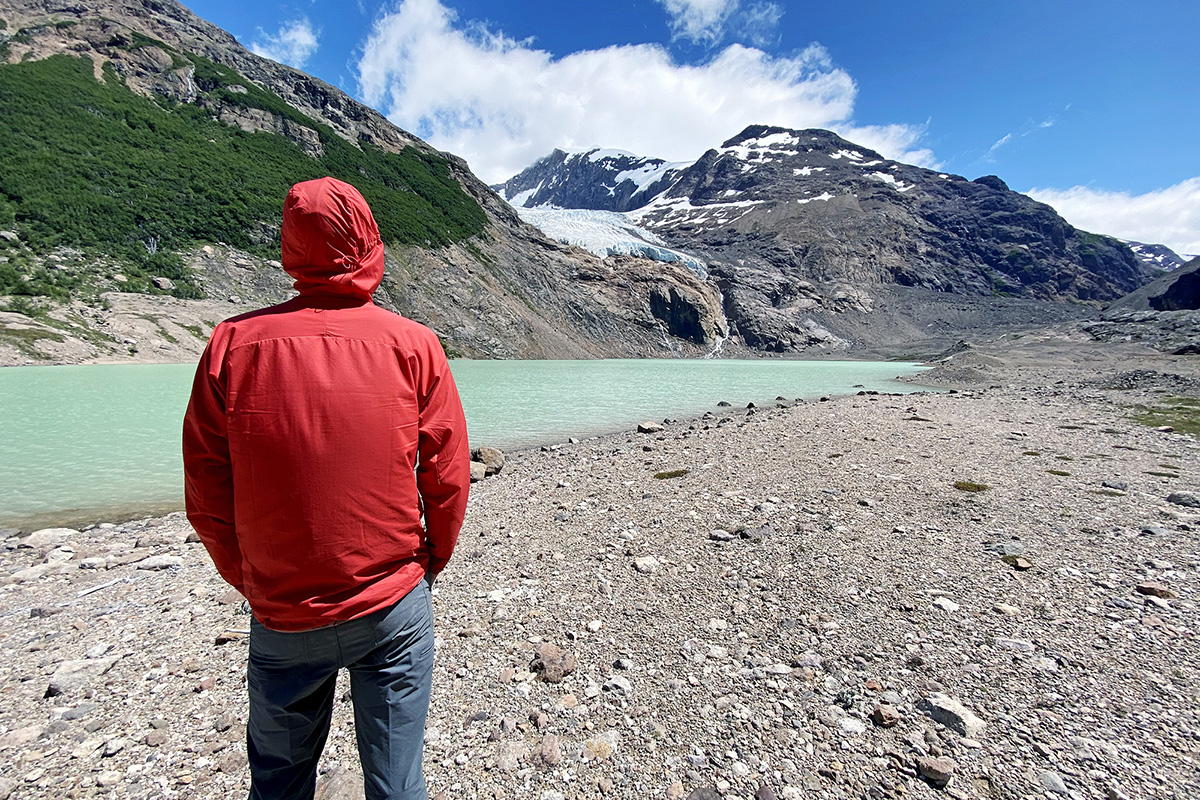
[0,359,929,529]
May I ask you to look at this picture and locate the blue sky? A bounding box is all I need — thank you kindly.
[182,0,1200,253]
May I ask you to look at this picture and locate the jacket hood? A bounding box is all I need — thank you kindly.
[281,177,385,300]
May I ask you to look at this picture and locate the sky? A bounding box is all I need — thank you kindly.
[182,0,1200,255]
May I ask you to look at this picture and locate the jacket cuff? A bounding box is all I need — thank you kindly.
[427,556,450,576]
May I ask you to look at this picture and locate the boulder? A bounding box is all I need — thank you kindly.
[471,446,505,476]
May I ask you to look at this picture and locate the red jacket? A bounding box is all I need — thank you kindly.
[182,177,470,631]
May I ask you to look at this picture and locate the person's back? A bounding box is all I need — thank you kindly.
[183,177,469,798]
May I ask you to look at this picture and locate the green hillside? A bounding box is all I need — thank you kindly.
[0,45,487,300]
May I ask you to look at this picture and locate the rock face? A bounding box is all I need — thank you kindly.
[501,125,1154,353]
[0,0,727,363]
[1079,257,1200,354]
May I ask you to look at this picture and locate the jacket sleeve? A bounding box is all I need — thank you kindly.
[182,330,244,591]
[416,339,470,577]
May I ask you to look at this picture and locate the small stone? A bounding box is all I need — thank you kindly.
[145,730,168,747]
[21,527,80,549]
[633,556,659,574]
[29,606,64,618]
[469,461,488,482]
[496,741,526,772]
[61,702,98,721]
[70,737,104,758]
[1002,555,1033,570]
[932,597,959,612]
[151,276,175,291]
[603,675,633,695]
[637,422,664,433]
[103,738,127,757]
[1135,581,1178,599]
[0,725,45,750]
[1102,480,1127,491]
[985,541,1025,556]
[838,717,866,735]
[919,693,986,739]
[871,704,901,728]
[1039,770,1069,794]
[137,555,182,570]
[45,658,119,698]
[195,677,216,692]
[709,529,735,542]
[754,785,779,800]
[85,642,114,659]
[1167,492,1200,508]
[96,771,122,787]
[583,731,618,761]
[79,557,107,570]
[916,756,956,787]
[537,734,562,766]
[794,652,823,668]
[686,789,721,800]
[992,603,1021,615]
[530,642,577,683]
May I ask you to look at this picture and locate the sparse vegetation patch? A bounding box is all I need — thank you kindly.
[1131,397,1200,437]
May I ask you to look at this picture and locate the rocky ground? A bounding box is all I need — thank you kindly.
[1,341,1199,800]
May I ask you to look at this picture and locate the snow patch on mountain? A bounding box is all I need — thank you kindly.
[515,207,707,276]
[1121,240,1193,271]
[615,160,689,193]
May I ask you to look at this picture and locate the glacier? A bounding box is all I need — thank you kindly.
[515,207,708,277]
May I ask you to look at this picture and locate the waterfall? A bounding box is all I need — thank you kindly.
[702,285,730,359]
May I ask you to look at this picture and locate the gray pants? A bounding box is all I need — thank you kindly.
[246,580,434,800]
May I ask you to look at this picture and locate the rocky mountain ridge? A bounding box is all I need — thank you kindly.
[501,126,1156,353]
[0,0,730,364]
[1122,240,1194,271]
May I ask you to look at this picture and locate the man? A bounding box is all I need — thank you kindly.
[183,176,470,800]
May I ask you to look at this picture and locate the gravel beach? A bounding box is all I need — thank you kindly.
[2,338,1199,800]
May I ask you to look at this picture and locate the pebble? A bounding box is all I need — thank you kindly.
[1166,491,1200,508]
[136,555,183,570]
[916,755,956,787]
[871,704,901,728]
[933,597,960,612]
[1135,581,1178,599]
[633,556,659,574]
[919,694,986,739]
[1039,770,1069,794]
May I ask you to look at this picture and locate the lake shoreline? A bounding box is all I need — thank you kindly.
[1,359,935,532]
[2,333,1199,799]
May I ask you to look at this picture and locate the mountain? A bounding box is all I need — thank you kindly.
[0,0,727,364]
[503,125,1154,352]
[493,148,687,213]
[1122,240,1193,271]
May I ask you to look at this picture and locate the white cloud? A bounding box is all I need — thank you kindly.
[984,133,1012,161]
[357,0,934,184]
[1028,177,1200,255]
[656,0,783,45]
[250,18,320,69]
